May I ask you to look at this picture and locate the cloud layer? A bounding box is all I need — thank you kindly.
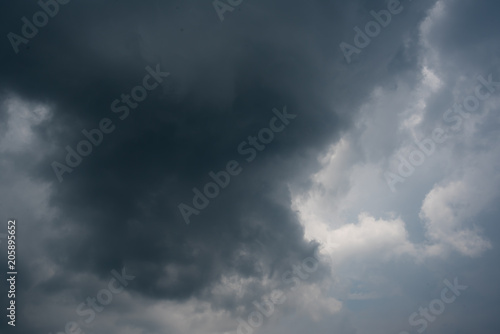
[1,0,500,334]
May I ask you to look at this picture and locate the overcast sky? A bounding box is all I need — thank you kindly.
[1,0,500,333]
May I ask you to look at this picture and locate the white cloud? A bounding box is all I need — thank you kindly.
[0,96,51,153]
[290,2,500,306]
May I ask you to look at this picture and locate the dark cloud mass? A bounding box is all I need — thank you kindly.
[1,0,500,334]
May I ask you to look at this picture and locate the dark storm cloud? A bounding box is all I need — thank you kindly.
[0,0,450,333]
[0,0,346,303]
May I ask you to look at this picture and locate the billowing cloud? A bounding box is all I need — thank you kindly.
[1,0,500,334]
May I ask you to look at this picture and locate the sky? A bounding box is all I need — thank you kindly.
[0,0,499,333]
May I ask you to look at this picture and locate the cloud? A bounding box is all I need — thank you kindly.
[1,0,500,333]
